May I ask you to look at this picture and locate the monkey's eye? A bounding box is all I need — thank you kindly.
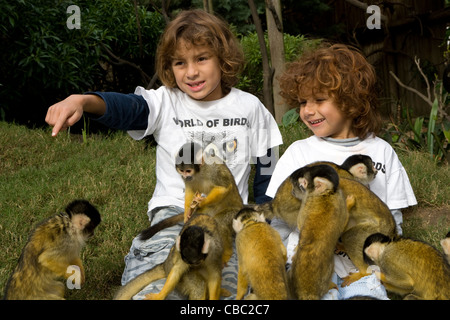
[224,139,237,153]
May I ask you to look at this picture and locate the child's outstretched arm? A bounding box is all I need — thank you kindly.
[46,94,106,136]
[46,92,149,136]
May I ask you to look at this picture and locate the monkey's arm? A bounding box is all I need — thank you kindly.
[38,251,74,278]
[198,186,230,208]
[184,189,197,222]
[184,186,231,222]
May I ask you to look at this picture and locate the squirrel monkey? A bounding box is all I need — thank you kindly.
[4,200,101,300]
[232,207,289,300]
[142,142,243,264]
[289,165,352,299]
[114,214,225,300]
[336,177,397,286]
[175,141,243,222]
[254,154,376,228]
[311,154,377,187]
[364,233,450,300]
[288,160,396,287]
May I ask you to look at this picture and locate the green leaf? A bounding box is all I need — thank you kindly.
[282,108,300,127]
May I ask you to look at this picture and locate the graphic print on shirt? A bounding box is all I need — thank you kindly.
[185,130,241,171]
[172,114,252,172]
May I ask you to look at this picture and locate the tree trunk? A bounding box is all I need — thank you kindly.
[265,0,287,123]
[248,0,274,116]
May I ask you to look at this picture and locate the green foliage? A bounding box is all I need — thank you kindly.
[0,0,164,124]
[237,32,321,96]
[192,0,265,34]
[383,100,449,164]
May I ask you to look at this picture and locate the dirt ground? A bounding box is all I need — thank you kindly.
[403,205,450,228]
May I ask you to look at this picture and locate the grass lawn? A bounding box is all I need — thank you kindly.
[0,121,448,299]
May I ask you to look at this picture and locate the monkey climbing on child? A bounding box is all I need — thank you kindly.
[114,214,225,300]
[233,207,289,300]
[288,164,353,299]
[140,142,243,265]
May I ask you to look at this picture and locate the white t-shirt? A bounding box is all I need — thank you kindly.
[266,135,417,209]
[266,135,417,277]
[128,86,283,217]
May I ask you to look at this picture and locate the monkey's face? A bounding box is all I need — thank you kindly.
[176,164,199,181]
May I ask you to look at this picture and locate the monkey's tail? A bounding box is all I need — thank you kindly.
[113,265,166,300]
[139,214,184,241]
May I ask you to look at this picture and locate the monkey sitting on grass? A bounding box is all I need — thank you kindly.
[4,200,101,300]
[364,233,450,300]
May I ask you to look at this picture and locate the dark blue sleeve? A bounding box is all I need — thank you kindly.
[84,92,149,131]
[253,148,276,204]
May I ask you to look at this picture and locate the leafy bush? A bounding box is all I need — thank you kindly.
[237,32,321,98]
[0,0,164,125]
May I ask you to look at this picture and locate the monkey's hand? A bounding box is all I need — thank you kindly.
[335,242,346,254]
[190,192,206,208]
[143,293,162,300]
[342,271,370,287]
[185,192,206,222]
[221,288,232,297]
[346,194,356,211]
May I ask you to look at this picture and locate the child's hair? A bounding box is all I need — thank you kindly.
[156,9,244,92]
[279,43,382,139]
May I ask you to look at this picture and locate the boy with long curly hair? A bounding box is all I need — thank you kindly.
[266,43,417,299]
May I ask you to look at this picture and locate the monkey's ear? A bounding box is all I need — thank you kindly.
[313,177,333,194]
[441,237,450,256]
[297,177,308,191]
[257,213,266,223]
[72,214,91,231]
[364,242,385,263]
[195,146,204,166]
[202,233,211,254]
[176,235,181,251]
[232,218,243,233]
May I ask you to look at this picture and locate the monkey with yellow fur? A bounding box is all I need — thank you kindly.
[310,154,377,187]
[139,142,243,266]
[364,233,450,300]
[232,207,289,300]
[175,142,243,222]
[253,154,376,228]
[289,164,353,299]
[114,214,225,300]
[4,200,101,300]
[285,160,397,286]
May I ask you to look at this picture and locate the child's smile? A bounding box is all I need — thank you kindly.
[299,95,355,139]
